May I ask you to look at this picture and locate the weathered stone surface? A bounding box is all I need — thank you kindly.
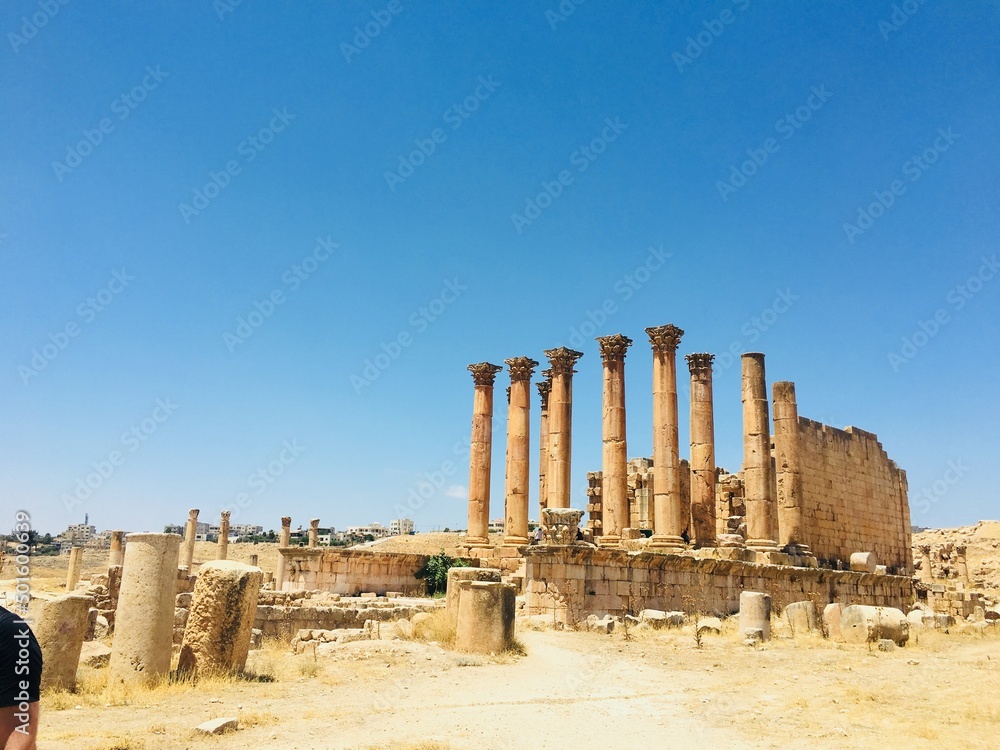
[79,641,112,668]
[446,567,501,627]
[541,508,585,546]
[455,581,515,654]
[393,618,414,639]
[823,603,843,640]
[697,616,722,635]
[92,614,110,640]
[785,600,817,633]
[178,560,263,676]
[34,593,94,691]
[877,638,896,652]
[640,609,685,629]
[841,605,909,646]
[196,717,238,735]
[850,552,877,573]
[585,614,615,633]
[739,591,771,641]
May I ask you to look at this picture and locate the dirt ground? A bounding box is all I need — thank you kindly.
[35,620,1000,750]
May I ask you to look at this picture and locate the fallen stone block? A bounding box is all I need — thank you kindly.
[196,717,238,735]
[585,614,615,633]
[697,617,722,636]
[841,605,908,646]
[640,609,685,629]
[79,641,112,668]
[784,601,817,633]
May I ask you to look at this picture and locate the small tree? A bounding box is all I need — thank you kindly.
[415,550,468,596]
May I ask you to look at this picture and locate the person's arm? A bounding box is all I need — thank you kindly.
[0,702,39,750]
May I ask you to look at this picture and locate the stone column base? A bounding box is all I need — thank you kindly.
[648,535,685,552]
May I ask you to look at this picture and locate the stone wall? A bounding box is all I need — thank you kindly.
[797,419,911,572]
[279,548,430,595]
[524,546,913,625]
[255,598,442,639]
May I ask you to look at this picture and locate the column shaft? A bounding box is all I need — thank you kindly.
[544,348,583,509]
[773,381,810,555]
[181,509,198,571]
[597,335,632,546]
[218,511,231,560]
[647,325,685,551]
[687,353,717,548]
[742,353,779,551]
[537,376,551,522]
[108,530,125,568]
[466,362,502,546]
[275,516,291,591]
[503,357,537,546]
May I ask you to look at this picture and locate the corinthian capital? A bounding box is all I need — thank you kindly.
[646,324,684,354]
[468,362,502,386]
[596,334,633,364]
[544,347,583,376]
[685,352,715,373]
[505,356,539,383]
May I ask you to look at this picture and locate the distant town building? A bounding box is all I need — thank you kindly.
[488,518,505,535]
[389,518,414,536]
[231,524,263,538]
[62,523,97,544]
[347,523,390,539]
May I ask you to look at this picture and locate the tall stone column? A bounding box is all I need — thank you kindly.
[218,510,231,560]
[503,357,538,547]
[597,334,632,547]
[308,518,320,548]
[773,381,810,556]
[466,362,502,546]
[646,325,685,551]
[686,353,717,548]
[956,545,969,584]
[544,347,583,509]
[65,546,84,591]
[537,373,552,521]
[181,508,199,571]
[918,545,934,582]
[275,516,291,591]
[108,530,125,568]
[742,353,779,552]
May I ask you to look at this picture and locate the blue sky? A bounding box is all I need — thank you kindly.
[2,1,997,535]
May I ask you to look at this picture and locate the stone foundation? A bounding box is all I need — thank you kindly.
[525,546,913,625]
[254,597,442,639]
[279,548,434,595]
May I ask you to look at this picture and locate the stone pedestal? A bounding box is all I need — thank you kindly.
[544,348,583,509]
[739,591,771,641]
[218,510,231,560]
[741,353,779,552]
[181,509,199,571]
[109,530,125,568]
[446,567,502,627]
[178,560,263,676]
[109,533,181,685]
[34,593,94,691]
[65,546,84,591]
[503,357,538,546]
[646,325,685,551]
[686,353,717,548]
[276,516,292,591]
[454,581,516,654]
[597,335,632,547]
[466,362,503,546]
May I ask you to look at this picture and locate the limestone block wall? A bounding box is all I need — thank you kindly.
[796,419,911,573]
[279,549,430,595]
[524,547,913,625]
[254,600,442,639]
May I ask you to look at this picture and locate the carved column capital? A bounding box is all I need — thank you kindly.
[468,362,502,386]
[646,324,684,354]
[536,378,552,405]
[220,510,231,522]
[309,518,320,530]
[281,516,292,528]
[685,352,714,372]
[544,347,583,375]
[188,508,200,521]
[597,334,633,363]
[505,356,539,382]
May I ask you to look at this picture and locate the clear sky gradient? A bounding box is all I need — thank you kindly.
[2,1,997,535]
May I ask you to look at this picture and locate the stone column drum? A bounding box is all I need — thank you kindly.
[275,516,292,590]
[537,374,552,520]
[454,580,516,654]
[108,530,125,568]
[918,545,934,582]
[503,357,538,546]
[647,325,685,551]
[773,382,810,556]
[544,348,583,509]
[65,546,84,591]
[308,518,320,548]
[446,567,502,627]
[686,353,717,548]
[218,510,231,560]
[181,508,199,571]
[33,593,94,691]
[956,545,970,584]
[109,533,181,685]
[739,591,772,641]
[597,334,632,547]
[741,353,779,552]
[466,362,503,546]
[177,560,263,676]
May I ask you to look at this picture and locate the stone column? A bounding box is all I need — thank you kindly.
[956,545,969,584]
[597,334,632,547]
[773,381,810,556]
[34,593,94,691]
[181,508,199,571]
[503,357,538,547]
[65,546,84,591]
[109,533,181,685]
[466,362,502,546]
[178,560,263,676]
[686,353,717,548]
[275,516,292,591]
[308,518,320,548]
[537,373,552,521]
[218,510,231,560]
[108,530,125,568]
[739,591,771,641]
[544,347,583,509]
[454,581,516,654]
[646,324,685,551]
[742,353,779,552]
[918,544,934,582]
